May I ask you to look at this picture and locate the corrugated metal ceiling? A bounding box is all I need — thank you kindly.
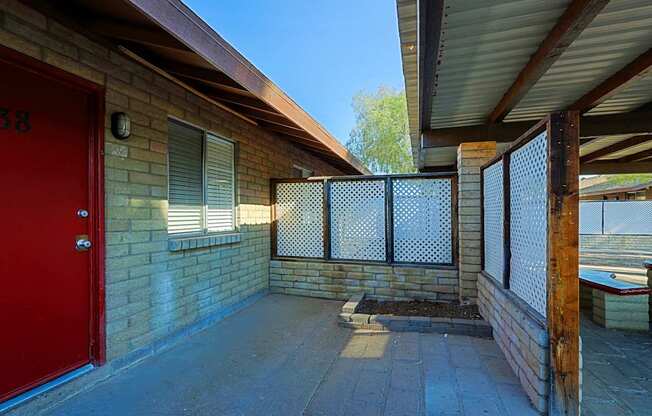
[506,0,652,121]
[429,0,571,128]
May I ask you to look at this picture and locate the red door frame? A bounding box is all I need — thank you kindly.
[0,45,106,367]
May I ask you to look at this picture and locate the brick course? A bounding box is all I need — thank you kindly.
[270,260,459,301]
[0,1,344,361]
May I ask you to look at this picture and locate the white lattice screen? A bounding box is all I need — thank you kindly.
[330,180,387,261]
[579,202,603,235]
[275,182,324,258]
[483,160,504,283]
[603,201,652,235]
[392,178,452,263]
[509,131,548,317]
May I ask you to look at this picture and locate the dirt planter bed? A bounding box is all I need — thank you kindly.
[338,293,492,338]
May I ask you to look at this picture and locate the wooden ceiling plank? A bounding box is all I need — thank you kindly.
[570,48,652,113]
[580,135,652,164]
[488,0,609,123]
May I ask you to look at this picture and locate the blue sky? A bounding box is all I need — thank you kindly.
[184,0,405,145]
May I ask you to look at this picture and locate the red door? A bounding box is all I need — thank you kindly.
[0,54,99,402]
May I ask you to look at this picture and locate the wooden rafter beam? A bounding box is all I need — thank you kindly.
[225,105,303,130]
[155,60,245,90]
[488,0,609,123]
[422,111,652,147]
[580,161,652,174]
[634,101,652,112]
[208,91,282,116]
[89,18,188,51]
[580,135,652,164]
[258,122,322,143]
[418,0,444,130]
[615,148,652,163]
[570,48,652,113]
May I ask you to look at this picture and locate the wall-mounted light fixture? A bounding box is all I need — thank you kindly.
[111,112,131,140]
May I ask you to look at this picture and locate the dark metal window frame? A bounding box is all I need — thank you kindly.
[271,172,458,268]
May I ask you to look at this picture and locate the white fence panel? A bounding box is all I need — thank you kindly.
[483,160,504,283]
[509,131,548,317]
[275,182,324,258]
[330,180,387,261]
[393,178,452,263]
[603,201,652,235]
[579,202,603,235]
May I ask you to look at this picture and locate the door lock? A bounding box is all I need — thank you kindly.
[77,209,89,218]
[75,235,92,251]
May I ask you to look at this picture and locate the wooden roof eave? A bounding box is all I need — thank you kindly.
[122,0,370,175]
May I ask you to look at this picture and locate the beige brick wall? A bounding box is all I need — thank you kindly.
[270,260,459,301]
[457,141,496,303]
[478,272,549,413]
[0,1,345,360]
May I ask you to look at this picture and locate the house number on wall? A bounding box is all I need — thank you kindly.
[0,108,32,133]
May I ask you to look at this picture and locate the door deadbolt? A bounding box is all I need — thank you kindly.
[77,209,89,218]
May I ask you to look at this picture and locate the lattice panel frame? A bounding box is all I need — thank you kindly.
[604,201,652,235]
[579,202,603,235]
[275,181,324,258]
[483,160,504,283]
[392,178,452,264]
[509,131,548,317]
[330,180,386,261]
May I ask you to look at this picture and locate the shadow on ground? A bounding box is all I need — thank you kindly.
[27,295,536,416]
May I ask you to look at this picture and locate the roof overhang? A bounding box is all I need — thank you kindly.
[581,181,652,197]
[398,0,652,174]
[22,0,370,175]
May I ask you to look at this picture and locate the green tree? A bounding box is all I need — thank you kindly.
[347,86,414,174]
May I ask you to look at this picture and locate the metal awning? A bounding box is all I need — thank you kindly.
[23,0,370,175]
[397,0,652,173]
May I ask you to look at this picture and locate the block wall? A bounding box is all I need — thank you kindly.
[478,272,549,413]
[270,260,459,301]
[0,1,344,361]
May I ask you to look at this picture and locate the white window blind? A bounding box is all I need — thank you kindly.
[168,121,204,234]
[167,120,236,235]
[206,134,235,232]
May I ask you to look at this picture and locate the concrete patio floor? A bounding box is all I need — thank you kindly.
[19,295,536,416]
[582,315,652,416]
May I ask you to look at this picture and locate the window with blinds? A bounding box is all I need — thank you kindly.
[168,120,236,235]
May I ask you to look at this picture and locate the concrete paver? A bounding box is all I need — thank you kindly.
[24,295,536,416]
[581,316,652,416]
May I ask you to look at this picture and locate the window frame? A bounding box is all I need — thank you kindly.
[292,164,314,178]
[167,117,237,237]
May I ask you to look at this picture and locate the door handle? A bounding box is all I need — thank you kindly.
[75,236,92,251]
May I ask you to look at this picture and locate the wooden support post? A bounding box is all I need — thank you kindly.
[546,111,581,416]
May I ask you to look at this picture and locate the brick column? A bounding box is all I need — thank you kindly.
[457,141,497,303]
